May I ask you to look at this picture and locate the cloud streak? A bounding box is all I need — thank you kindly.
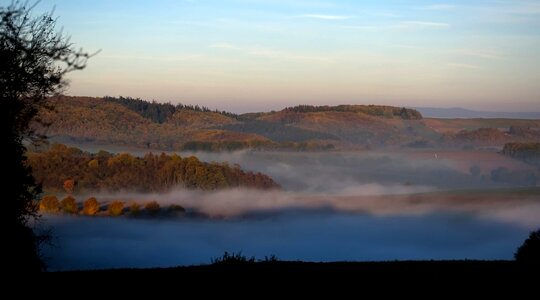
[298,14,351,20]
[447,63,481,69]
[210,43,334,61]
[421,4,455,11]
[394,21,451,29]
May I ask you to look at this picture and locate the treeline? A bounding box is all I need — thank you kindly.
[442,127,540,147]
[39,195,186,217]
[283,105,423,120]
[27,144,279,193]
[182,140,336,152]
[502,142,540,167]
[103,96,238,123]
[221,120,339,142]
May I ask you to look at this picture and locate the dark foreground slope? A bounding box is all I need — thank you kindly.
[53,261,538,287]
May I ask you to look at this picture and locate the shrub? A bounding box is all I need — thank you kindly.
[108,201,124,216]
[82,197,99,215]
[60,196,78,214]
[129,202,141,216]
[167,204,186,214]
[145,201,161,215]
[39,195,59,213]
[211,251,255,265]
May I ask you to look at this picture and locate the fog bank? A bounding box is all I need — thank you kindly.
[44,209,537,271]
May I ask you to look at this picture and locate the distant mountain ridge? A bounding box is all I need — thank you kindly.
[415,107,540,119]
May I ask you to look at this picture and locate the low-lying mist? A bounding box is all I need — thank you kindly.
[78,188,540,227]
[42,149,540,270]
[44,188,540,270]
[179,150,534,191]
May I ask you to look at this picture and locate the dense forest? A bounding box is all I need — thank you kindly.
[282,105,423,120]
[103,96,238,123]
[27,144,279,193]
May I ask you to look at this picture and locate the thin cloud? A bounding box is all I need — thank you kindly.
[298,14,351,20]
[342,25,379,31]
[210,43,333,62]
[507,2,540,15]
[394,21,451,29]
[421,4,455,11]
[390,44,424,50]
[455,49,502,60]
[101,54,205,62]
[447,63,481,69]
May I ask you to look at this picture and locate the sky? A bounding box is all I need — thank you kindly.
[26,0,540,113]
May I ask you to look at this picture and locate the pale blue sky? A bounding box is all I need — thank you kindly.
[25,0,540,112]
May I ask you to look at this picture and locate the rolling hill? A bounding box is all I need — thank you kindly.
[36,96,540,151]
[416,107,540,119]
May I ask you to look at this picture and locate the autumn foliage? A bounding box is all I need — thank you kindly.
[39,195,59,213]
[63,179,75,194]
[60,196,78,214]
[108,201,124,216]
[28,144,280,193]
[83,197,99,215]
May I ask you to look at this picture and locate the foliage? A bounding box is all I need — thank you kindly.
[82,197,99,215]
[60,195,78,214]
[39,96,259,150]
[28,144,280,192]
[167,204,186,216]
[221,119,339,142]
[211,251,255,265]
[39,195,59,213]
[442,128,507,146]
[502,143,540,167]
[145,201,161,215]
[63,179,75,194]
[108,201,124,216]
[103,96,238,123]
[181,140,277,151]
[129,202,141,216]
[282,105,423,120]
[1,1,89,271]
[515,229,540,262]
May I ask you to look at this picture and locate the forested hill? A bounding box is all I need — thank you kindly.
[28,144,279,193]
[37,96,540,151]
[103,96,238,123]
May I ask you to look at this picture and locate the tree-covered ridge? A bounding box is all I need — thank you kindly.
[28,144,280,192]
[39,96,540,151]
[220,119,339,142]
[502,142,540,167]
[441,127,540,147]
[282,105,423,120]
[103,96,238,123]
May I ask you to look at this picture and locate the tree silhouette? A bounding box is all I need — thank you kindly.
[1,1,90,271]
[515,229,540,262]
